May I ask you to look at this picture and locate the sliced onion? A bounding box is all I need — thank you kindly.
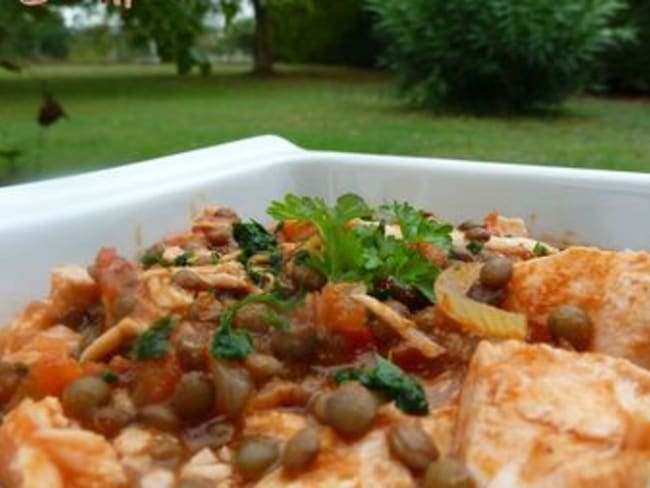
[435,263,527,340]
[351,293,446,358]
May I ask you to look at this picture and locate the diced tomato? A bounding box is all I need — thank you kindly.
[483,211,500,235]
[163,232,195,247]
[316,283,371,347]
[29,357,83,398]
[290,295,317,326]
[131,357,181,406]
[108,355,133,374]
[282,220,316,242]
[93,248,138,305]
[82,361,105,377]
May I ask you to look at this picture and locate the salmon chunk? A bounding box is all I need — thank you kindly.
[454,340,650,487]
[503,247,650,368]
[0,397,127,488]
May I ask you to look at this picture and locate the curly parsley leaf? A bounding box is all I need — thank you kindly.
[268,193,371,282]
[333,356,429,415]
[130,316,175,360]
[354,224,439,303]
[268,194,450,304]
[379,201,453,253]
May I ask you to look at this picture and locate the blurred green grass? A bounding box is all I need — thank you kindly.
[1,63,650,183]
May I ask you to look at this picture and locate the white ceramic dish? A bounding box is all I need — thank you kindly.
[2,135,650,324]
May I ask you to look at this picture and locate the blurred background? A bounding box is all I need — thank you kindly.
[0,0,649,186]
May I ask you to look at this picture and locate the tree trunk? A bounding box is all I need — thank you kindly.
[251,0,274,75]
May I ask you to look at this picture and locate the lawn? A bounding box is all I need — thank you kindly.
[2,63,650,184]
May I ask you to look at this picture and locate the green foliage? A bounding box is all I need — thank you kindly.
[368,0,633,112]
[215,17,255,57]
[67,25,132,64]
[270,0,381,67]
[119,0,217,75]
[334,356,429,415]
[0,3,69,61]
[603,0,650,92]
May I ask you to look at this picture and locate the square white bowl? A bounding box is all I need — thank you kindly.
[2,135,649,324]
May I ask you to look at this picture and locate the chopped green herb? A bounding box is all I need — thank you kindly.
[130,316,175,360]
[233,220,277,260]
[268,250,283,273]
[173,252,193,267]
[332,368,365,384]
[141,248,164,268]
[333,356,429,415]
[210,293,298,360]
[210,252,220,264]
[212,326,254,360]
[293,249,311,266]
[533,241,549,257]
[233,220,282,285]
[100,371,118,384]
[466,241,484,255]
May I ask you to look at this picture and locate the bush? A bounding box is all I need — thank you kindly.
[271,0,382,68]
[368,0,633,112]
[603,0,650,93]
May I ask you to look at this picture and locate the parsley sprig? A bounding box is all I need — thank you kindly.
[268,194,452,303]
[378,201,453,252]
[268,193,371,281]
